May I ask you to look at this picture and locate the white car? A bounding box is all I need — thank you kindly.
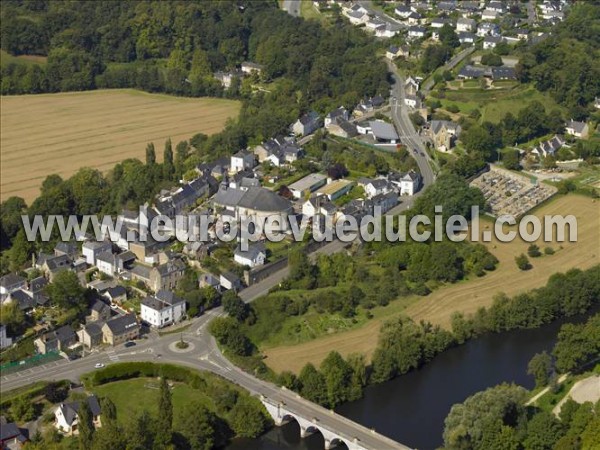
[94,363,105,369]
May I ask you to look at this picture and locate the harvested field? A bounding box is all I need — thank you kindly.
[0,89,240,202]
[264,195,600,373]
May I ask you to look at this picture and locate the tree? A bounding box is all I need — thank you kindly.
[146,143,156,165]
[127,410,155,450]
[0,301,26,335]
[515,254,531,271]
[527,351,553,388]
[78,401,95,450]
[46,271,86,309]
[176,402,217,450]
[503,149,520,171]
[298,363,329,406]
[10,395,36,422]
[163,138,174,181]
[228,397,269,438]
[553,315,600,373]
[481,53,503,67]
[100,397,117,429]
[320,351,352,407]
[439,24,459,48]
[0,196,27,249]
[527,244,542,258]
[222,291,248,322]
[155,377,173,449]
[523,411,565,450]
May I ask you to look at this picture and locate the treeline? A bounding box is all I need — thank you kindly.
[442,382,599,450]
[210,266,600,408]
[0,0,389,111]
[516,3,600,119]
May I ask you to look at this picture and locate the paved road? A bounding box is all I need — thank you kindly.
[357,0,404,27]
[282,0,301,17]
[387,61,436,188]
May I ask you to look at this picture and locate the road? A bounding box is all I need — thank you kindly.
[282,0,300,17]
[357,0,404,27]
[527,1,537,26]
[421,46,476,96]
[387,61,436,188]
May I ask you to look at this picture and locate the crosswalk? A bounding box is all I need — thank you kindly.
[106,350,120,362]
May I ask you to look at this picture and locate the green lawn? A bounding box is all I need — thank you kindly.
[0,49,47,66]
[91,378,214,427]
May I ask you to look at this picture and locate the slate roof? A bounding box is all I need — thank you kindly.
[0,273,26,289]
[60,395,102,426]
[105,286,126,299]
[566,119,587,134]
[81,321,104,337]
[9,290,35,310]
[29,276,48,293]
[90,299,111,314]
[491,66,516,80]
[234,242,266,260]
[298,111,319,126]
[369,121,399,140]
[104,314,138,336]
[0,421,22,441]
[155,289,185,305]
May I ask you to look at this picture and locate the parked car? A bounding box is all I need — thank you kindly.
[124,341,136,348]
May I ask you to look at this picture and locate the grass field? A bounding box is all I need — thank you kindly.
[91,378,214,427]
[0,89,240,202]
[0,49,47,66]
[439,84,564,123]
[263,194,600,373]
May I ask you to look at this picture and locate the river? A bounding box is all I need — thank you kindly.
[227,306,598,450]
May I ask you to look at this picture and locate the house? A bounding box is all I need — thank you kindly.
[344,9,369,25]
[386,45,410,60]
[292,111,321,136]
[102,314,139,345]
[408,26,426,39]
[0,274,27,302]
[458,65,485,79]
[288,173,328,199]
[230,150,256,173]
[302,196,337,219]
[369,121,399,143]
[54,241,79,260]
[220,272,242,291]
[371,191,399,213]
[456,17,476,32]
[477,22,500,37]
[354,95,385,116]
[398,171,421,196]
[316,179,354,201]
[430,18,451,29]
[458,32,476,44]
[481,9,499,21]
[365,17,385,32]
[491,66,516,81]
[253,137,286,163]
[6,289,35,312]
[361,178,392,199]
[486,1,506,13]
[199,273,220,290]
[77,322,104,349]
[214,70,242,89]
[516,29,530,40]
[88,300,112,322]
[324,107,349,128]
[95,252,119,277]
[437,1,457,13]
[141,290,186,328]
[150,259,186,292]
[27,276,49,305]
[404,76,420,96]
[394,4,412,18]
[34,325,77,354]
[82,241,112,266]
[404,94,421,108]
[406,11,422,25]
[36,253,72,281]
[240,61,264,75]
[483,35,503,50]
[55,395,102,435]
[1,325,13,349]
[234,242,267,268]
[531,135,565,158]
[0,419,27,448]
[565,120,589,139]
[430,120,462,151]
[375,23,401,38]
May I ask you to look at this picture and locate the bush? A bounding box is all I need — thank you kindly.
[515,254,532,270]
[446,104,460,113]
[544,247,555,255]
[528,244,542,258]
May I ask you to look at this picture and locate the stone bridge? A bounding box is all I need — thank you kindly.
[260,393,413,450]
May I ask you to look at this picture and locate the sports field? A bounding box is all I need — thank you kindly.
[0,89,240,202]
[263,194,600,373]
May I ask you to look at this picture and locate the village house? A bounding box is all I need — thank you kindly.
[531,135,565,158]
[214,70,242,89]
[234,242,267,268]
[359,178,392,199]
[316,179,354,201]
[34,325,77,354]
[375,23,401,38]
[369,120,400,143]
[302,196,338,219]
[328,120,358,138]
[394,4,412,18]
[88,299,112,323]
[456,17,476,32]
[404,76,420,96]
[430,120,462,152]
[54,241,79,260]
[230,150,256,173]
[141,290,186,328]
[102,314,139,345]
[430,18,452,29]
[408,26,427,39]
[199,273,221,291]
[564,119,589,139]
[0,418,27,448]
[0,273,27,302]
[483,35,503,50]
[371,191,399,213]
[103,286,127,305]
[35,253,72,281]
[150,258,186,292]
[477,22,500,37]
[406,11,422,25]
[458,32,476,44]
[292,111,321,136]
[240,61,264,75]
[404,94,421,109]
[481,9,499,21]
[220,272,242,292]
[288,173,328,199]
[55,395,102,435]
[82,240,112,266]
[324,107,349,128]
[77,322,104,349]
[386,45,410,60]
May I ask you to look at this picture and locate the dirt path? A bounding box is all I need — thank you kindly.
[552,375,600,415]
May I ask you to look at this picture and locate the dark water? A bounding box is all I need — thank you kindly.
[228,306,599,450]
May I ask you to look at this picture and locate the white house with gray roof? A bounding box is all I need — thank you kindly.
[234,242,267,268]
[141,290,186,328]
